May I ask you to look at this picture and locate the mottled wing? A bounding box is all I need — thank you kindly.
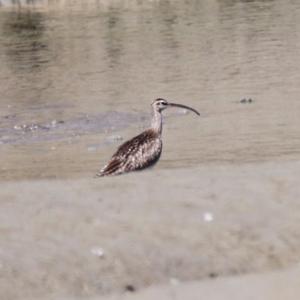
[96,156,124,177]
[96,130,162,177]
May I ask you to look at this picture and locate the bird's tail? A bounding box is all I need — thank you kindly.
[95,158,124,178]
[94,172,104,178]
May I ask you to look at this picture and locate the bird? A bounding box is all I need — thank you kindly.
[96,98,200,177]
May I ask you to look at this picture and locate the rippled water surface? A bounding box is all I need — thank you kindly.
[1,0,300,180]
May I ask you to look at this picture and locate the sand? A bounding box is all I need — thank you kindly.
[0,160,300,300]
[98,266,300,300]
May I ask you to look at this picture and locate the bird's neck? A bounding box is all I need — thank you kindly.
[151,109,162,135]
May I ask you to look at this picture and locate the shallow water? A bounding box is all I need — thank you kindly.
[1,0,300,180]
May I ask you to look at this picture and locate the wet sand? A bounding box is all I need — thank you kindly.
[1,160,300,300]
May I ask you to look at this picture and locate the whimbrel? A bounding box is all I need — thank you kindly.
[96,98,200,177]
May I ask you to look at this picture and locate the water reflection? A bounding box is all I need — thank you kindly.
[104,7,124,69]
[0,0,44,6]
[218,0,274,5]
[157,1,179,51]
[0,0,300,180]
[2,11,48,72]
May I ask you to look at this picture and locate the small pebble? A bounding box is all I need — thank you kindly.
[125,285,135,292]
[203,212,214,222]
[14,125,22,130]
[4,114,16,119]
[90,247,105,258]
[240,98,253,104]
[209,272,218,278]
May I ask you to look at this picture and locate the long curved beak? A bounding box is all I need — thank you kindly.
[168,102,200,116]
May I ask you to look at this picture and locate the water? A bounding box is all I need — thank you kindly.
[0,0,300,180]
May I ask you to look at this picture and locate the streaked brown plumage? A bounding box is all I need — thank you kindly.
[96,98,199,177]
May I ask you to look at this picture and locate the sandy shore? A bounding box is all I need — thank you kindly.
[0,160,300,300]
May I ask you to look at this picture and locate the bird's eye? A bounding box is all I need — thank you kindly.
[154,98,168,107]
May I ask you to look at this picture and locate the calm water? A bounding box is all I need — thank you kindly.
[0,0,300,180]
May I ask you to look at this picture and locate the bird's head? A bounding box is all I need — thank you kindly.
[152,98,200,115]
[152,98,169,112]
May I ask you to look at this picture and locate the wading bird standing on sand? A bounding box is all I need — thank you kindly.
[96,98,200,177]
